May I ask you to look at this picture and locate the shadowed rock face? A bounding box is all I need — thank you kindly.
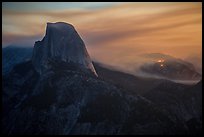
[2,60,181,135]
[3,59,202,135]
[32,22,97,76]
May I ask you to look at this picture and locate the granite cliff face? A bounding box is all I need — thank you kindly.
[32,22,97,76]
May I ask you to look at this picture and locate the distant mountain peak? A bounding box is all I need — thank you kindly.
[47,22,74,26]
[46,22,75,36]
[140,53,201,81]
[32,22,98,76]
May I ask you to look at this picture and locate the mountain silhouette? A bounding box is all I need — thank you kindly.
[32,22,97,76]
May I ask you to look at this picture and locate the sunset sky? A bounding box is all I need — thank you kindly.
[2,2,202,74]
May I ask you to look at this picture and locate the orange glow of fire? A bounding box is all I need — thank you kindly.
[157,59,164,63]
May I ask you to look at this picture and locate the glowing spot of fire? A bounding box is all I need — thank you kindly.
[157,59,164,63]
[158,60,162,62]
[160,64,164,67]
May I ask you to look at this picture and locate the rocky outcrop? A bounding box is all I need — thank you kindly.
[32,22,97,76]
